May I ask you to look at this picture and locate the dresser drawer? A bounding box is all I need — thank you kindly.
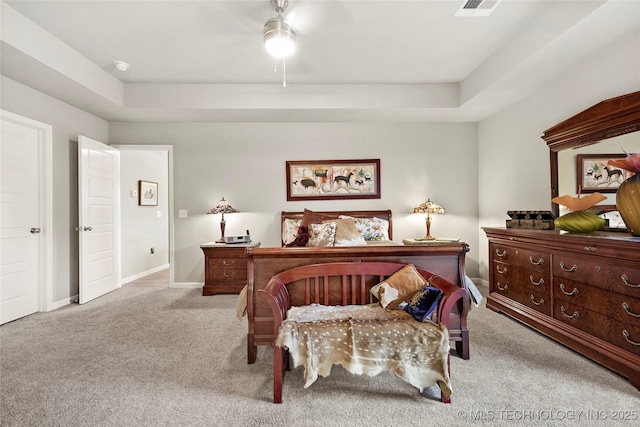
[491,244,549,273]
[554,300,640,356]
[211,266,247,282]
[552,254,640,298]
[554,278,640,326]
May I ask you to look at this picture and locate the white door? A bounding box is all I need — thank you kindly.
[78,136,121,304]
[0,116,40,323]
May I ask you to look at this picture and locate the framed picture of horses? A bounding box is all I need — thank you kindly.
[286,159,381,201]
[576,154,634,193]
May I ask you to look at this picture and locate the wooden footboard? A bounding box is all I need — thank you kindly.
[257,262,466,403]
[246,243,471,364]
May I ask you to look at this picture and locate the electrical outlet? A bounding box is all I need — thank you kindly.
[150,247,155,254]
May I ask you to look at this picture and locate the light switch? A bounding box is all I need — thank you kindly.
[130,190,138,197]
[178,209,188,218]
[156,210,163,218]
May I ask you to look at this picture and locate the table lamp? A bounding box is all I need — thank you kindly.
[413,199,445,240]
[208,197,239,243]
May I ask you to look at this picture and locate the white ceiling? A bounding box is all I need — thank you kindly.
[2,0,639,122]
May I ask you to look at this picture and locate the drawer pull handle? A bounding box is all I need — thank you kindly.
[497,265,508,274]
[621,274,640,288]
[622,330,640,346]
[584,246,597,252]
[223,271,236,278]
[495,249,507,257]
[529,256,544,266]
[560,306,579,319]
[496,282,508,291]
[559,283,578,296]
[529,275,544,286]
[559,262,577,272]
[622,302,640,318]
[223,260,236,266]
[530,295,545,306]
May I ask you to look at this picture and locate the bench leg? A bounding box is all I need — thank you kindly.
[455,328,470,360]
[273,346,286,403]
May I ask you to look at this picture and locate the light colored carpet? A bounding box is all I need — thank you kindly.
[1,278,638,427]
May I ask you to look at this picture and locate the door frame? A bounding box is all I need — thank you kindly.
[113,145,174,287]
[0,109,54,312]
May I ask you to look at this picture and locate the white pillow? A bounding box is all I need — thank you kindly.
[282,218,302,245]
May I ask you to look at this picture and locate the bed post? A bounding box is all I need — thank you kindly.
[246,247,257,364]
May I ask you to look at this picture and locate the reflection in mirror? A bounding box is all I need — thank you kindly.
[558,133,640,227]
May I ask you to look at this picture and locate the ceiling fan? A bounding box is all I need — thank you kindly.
[263,0,297,87]
[263,0,297,58]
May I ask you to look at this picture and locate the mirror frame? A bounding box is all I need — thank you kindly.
[542,91,640,217]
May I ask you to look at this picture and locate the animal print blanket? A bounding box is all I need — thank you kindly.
[275,304,452,399]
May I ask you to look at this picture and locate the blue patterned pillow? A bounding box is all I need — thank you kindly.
[404,286,443,322]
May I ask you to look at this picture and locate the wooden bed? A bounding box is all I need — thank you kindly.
[244,210,471,364]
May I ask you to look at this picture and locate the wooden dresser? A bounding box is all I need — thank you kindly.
[200,241,260,295]
[483,228,640,389]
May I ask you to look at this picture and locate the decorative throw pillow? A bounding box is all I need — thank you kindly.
[282,218,302,245]
[306,222,337,247]
[323,218,367,246]
[404,286,443,322]
[370,264,428,309]
[302,209,334,228]
[339,215,390,241]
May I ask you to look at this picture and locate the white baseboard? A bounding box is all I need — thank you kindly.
[171,282,203,289]
[121,264,170,285]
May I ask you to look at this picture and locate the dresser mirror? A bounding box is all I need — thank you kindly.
[542,91,640,219]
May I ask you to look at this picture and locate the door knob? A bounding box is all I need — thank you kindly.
[83,226,93,231]
[30,227,41,234]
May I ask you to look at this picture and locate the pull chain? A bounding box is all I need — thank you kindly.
[283,57,287,88]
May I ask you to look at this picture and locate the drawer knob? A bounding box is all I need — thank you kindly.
[529,275,544,286]
[621,274,640,288]
[559,283,578,296]
[495,249,507,257]
[560,305,579,319]
[559,262,577,272]
[530,295,545,306]
[497,265,508,274]
[622,330,640,347]
[496,282,508,291]
[529,256,544,266]
[223,271,236,278]
[223,260,236,266]
[622,302,640,318]
[584,246,598,252]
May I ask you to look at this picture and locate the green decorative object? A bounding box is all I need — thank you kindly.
[609,152,640,237]
[554,211,606,234]
[616,174,640,237]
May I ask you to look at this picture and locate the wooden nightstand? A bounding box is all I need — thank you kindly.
[200,241,260,296]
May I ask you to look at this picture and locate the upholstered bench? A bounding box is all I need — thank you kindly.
[257,261,467,404]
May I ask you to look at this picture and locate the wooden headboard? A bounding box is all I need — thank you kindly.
[281,210,393,244]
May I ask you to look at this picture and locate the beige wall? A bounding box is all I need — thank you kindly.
[109,122,480,285]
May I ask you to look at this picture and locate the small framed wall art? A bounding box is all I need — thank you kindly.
[576,154,634,193]
[138,180,158,206]
[286,159,381,201]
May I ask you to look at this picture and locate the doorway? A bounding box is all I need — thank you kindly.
[0,110,53,324]
[114,145,174,287]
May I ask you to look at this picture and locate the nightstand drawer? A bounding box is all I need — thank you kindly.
[200,241,260,295]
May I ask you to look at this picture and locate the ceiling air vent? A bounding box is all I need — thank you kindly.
[456,0,502,17]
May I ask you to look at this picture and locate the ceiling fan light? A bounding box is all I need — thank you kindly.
[264,16,296,57]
